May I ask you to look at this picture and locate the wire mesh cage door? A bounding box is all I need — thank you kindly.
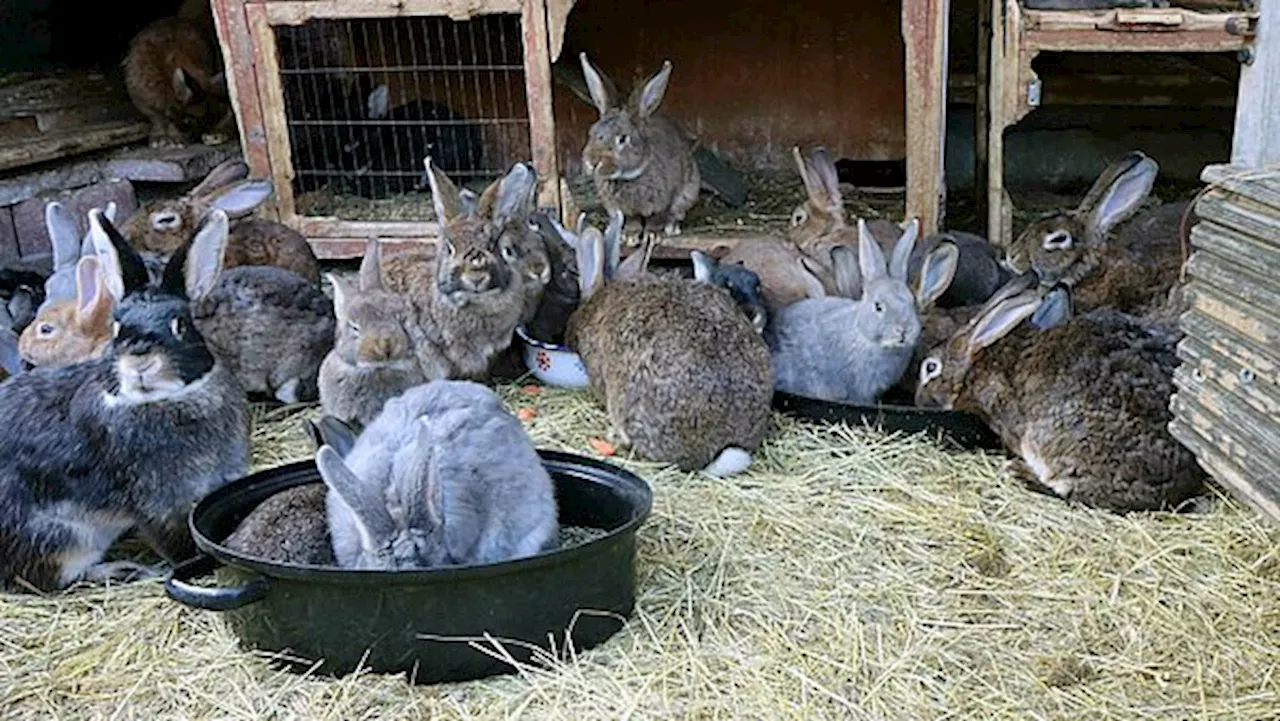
[241,0,559,257]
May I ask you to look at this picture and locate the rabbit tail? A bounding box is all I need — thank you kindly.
[703,446,752,478]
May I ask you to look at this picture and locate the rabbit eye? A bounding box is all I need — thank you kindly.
[348,321,360,335]
[920,357,942,384]
[874,301,885,313]
[616,134,630,147]
[501,243,519,263]
[170,317,184,337]
[37,323,56,337]
[442,240,456,257]
[1042,231,1073,251]
[791,208,807,227]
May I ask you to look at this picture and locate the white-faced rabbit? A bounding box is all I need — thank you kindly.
[124,16,233,148]
[121,159,321,285]
[379,159,532,382]
[0,208,249,592]
[96,209,335,403]
[579,53,700,245]
[561,209,773,477]
[1004,150,1185,318]
[768,218,957,406]
[914,282,1204,513]
[315,380,559,570]
[319,239,425,429]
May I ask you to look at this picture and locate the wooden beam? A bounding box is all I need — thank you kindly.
[975,0,992,231]
[902,0,950,237]
[263,0,521,25]
[522,0,561,212]
[0,122,149,172]
[211,0,272,191]
[1232,0,1280,168]
[246,3,298,221]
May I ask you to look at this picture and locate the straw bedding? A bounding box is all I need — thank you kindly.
[2,387,1278,720]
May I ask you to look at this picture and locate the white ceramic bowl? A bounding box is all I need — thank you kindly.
[515,326,590,389]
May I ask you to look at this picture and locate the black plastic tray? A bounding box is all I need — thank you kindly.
[772,391,1002,451]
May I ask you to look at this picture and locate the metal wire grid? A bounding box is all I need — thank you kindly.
[276,15,531,200]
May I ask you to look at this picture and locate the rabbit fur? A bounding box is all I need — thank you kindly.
[0,207,250,592]
[19,255,115,368]
[319,239,425,429]
[124,16,233,148]
[1005,150,1187,319]
[914,283,1204,513]
[315,380,559,570]
[768,218,958,406]
[222,483,334,566]
[378,159,532,382]
[562,209,772,477]
[525,209,583,344]
[121,159,321,285]
[579,53,700,245]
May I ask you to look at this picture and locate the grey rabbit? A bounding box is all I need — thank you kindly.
[319,238,425,430]
[915,281,1204,513]
[769,218,957,405]
[42,200,119,307]
[526,209,583,344]
[561,209,773,477]
[0,207,249,592]
[690,250,767,334]
[314,380,559,570]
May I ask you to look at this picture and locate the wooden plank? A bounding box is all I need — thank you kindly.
[1231,0,1279,168]
[1185,279,1280,350]
[246,3,297,221]
[1190,220,1280,277]
[0,121,149,172]
[1184,250,1280,320]
[1169,416,1280,523]
[1023,29,1245,53]
[545,0,574,62]
[1181,308,1280,383]
[102,143,241,183]
[1177,335,1280,422]
[296,218,438,238]
[1170,384,1280,494]
[262,0,521,25]
[1195,191,1280,253]
[1201,164,1280,212]
[1025,7,1249,34]
[987,0,1024,247]
[522,0,561,212]
[310,237,430,260]
[902,0,950,237]
[212,0,273,190]
[974,0,992,228]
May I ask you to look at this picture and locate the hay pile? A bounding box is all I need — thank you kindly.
[2,387,1279,719]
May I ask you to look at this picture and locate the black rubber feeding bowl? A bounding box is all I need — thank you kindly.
[164,450,652,684]
[772,391,1002,451]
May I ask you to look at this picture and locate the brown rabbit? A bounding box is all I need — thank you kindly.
[562,209,772,476]
[222,483,334,566]
[124,17,233,148]
[319,239,425,429]
[914,279,1203,512]
[18,256,114,368]
[379,159,531,382]
[121,159,321,284]
[579,53,700,246]
[1004,150,1186,318]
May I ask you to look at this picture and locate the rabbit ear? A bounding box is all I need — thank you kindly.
[189,158,251,199]
[579,52,617,115]
[328,272,351,321]
[358,238,383,292]
[411,418,445,529]
[1031,285,1073,330]
[807,148,843,212]
[830,245,861,298]
[172,68,193,104]
[1080,152,1158,241]
[89,208,149,299]
[169,208,228,300]
[888,218,919,282]
[458,187,479,216]
[482,162,536,228]
[424,156,465,225]
[966,292,1042,354]
[559,178,581,231]
[917,241,959,310]
[857,218,889,285]
[210,179,273,217]
[316,445,397,550]
[690,250,715,283]
[797,256,829,298]
[307,416,358,456]
[576,227,605,299]
[366,84,390,120]
[74,255,112,329]
[632,60,673,119]
[45,202,82,274]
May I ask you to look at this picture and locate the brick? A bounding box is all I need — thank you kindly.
[11,178,137,260]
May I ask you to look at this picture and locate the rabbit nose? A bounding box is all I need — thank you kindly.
[358,335,391,361]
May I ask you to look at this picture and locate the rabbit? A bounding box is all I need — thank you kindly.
[0,207,250,592]
[379,159,532,382]
[768,218,958,406]
[561,208,772,477]
[98,209,335,404]
[319,239,425,430]
[579,53,700,246]
[121,159,321,285]
[786,146,1005,307]
[124,16,233,148]
[0,311,19,379]
[222,483,334,566]
[18,255,115,368]
[1004,150,1187,319]
[0,267,45,335]
[40,200,119,307]
[914,283,1204,513]
[690,250,767,334]
[525,210,582,344]
[314,380,559,570]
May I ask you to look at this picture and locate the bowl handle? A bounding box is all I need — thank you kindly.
[164,553,270,611]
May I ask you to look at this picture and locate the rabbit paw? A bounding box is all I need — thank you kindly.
[606,425,632,451]
[83,560,161,584]
[149,136,184,150]
[274,378,302,405]
[201,132,229,146]
[663,221,683,237]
